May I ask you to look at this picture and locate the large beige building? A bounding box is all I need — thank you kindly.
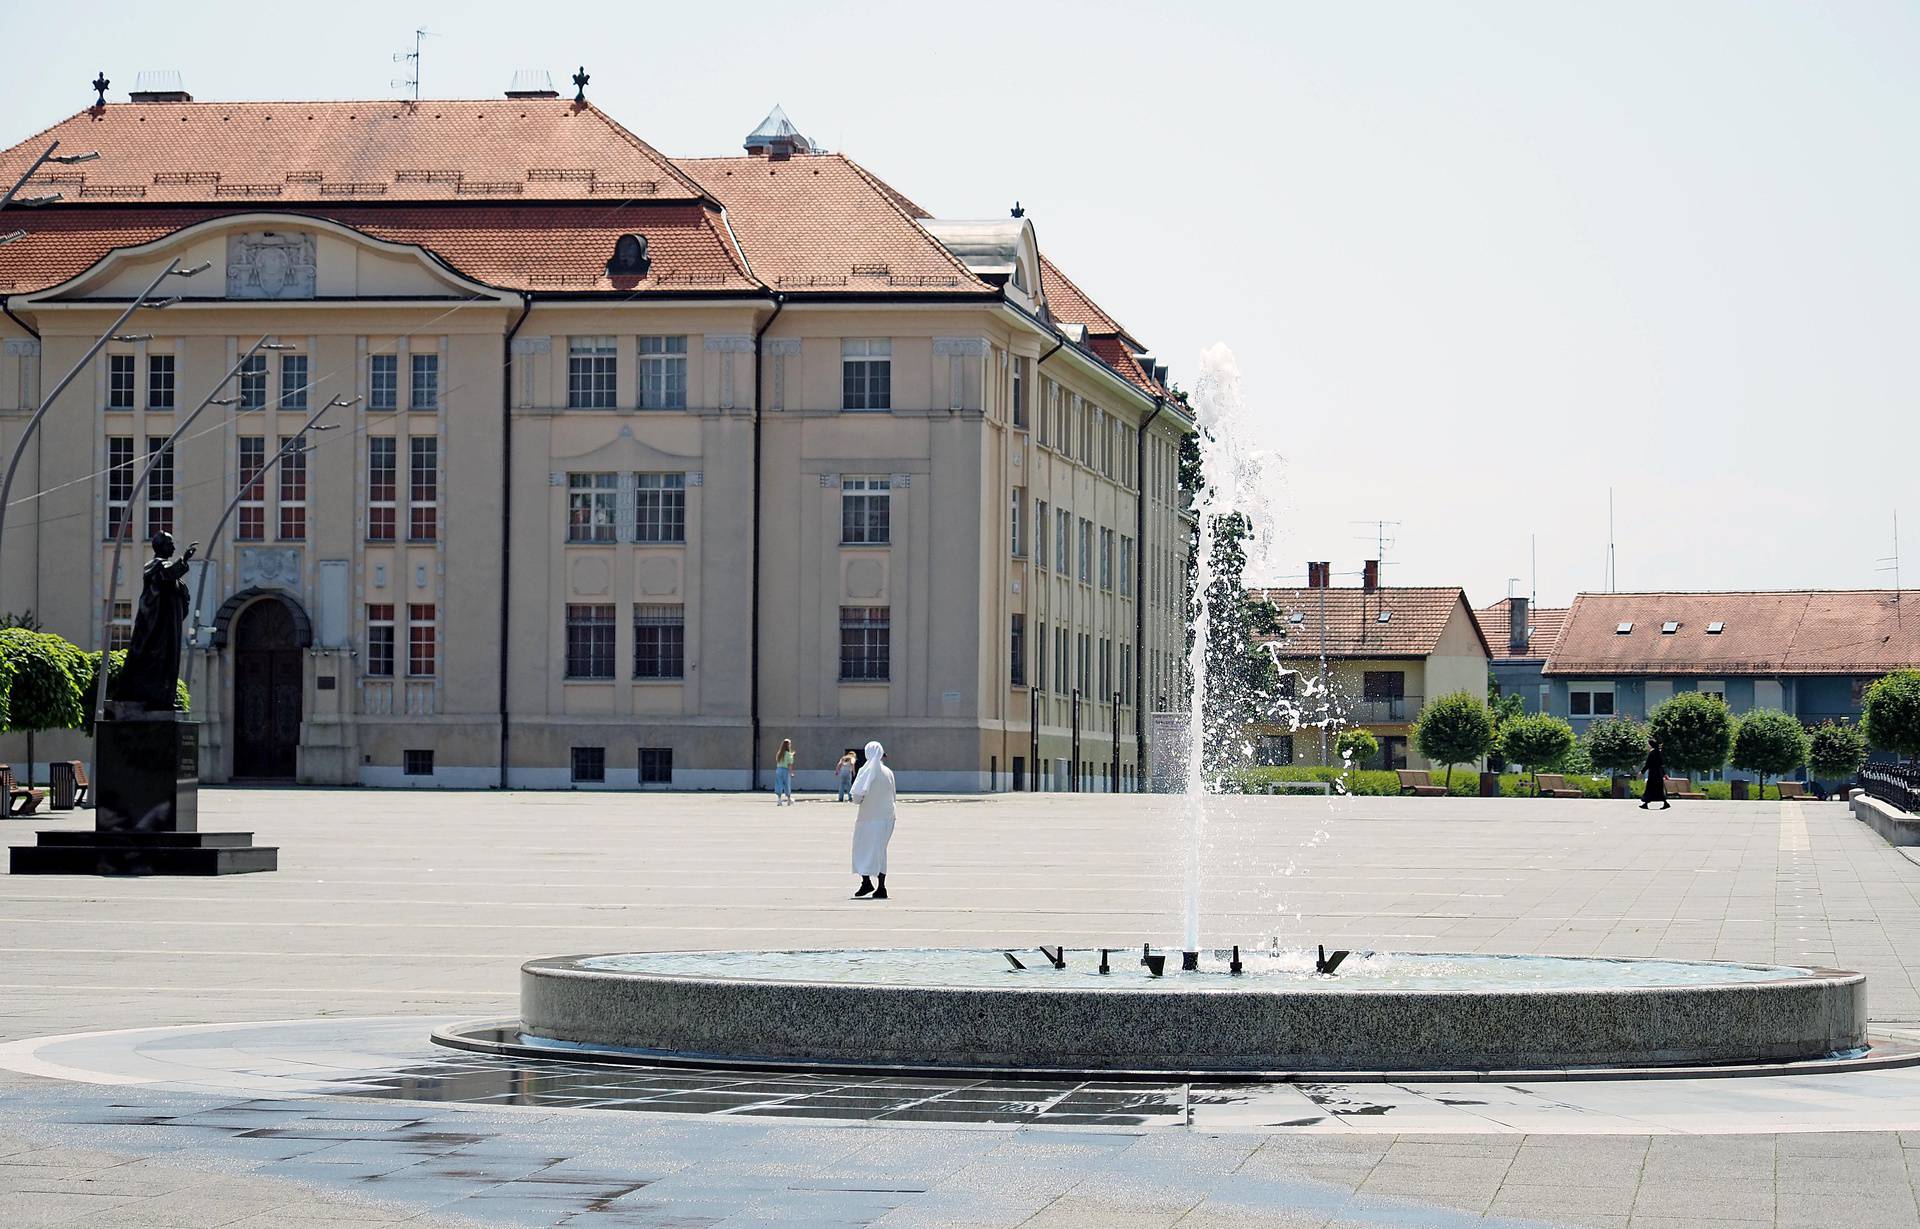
[0,87,1193,790]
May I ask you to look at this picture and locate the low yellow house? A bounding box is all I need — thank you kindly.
[1247,580,1492,770]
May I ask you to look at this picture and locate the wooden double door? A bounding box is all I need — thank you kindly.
[232,600,302,780]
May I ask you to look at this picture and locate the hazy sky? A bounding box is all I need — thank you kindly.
[4,1,1914,607]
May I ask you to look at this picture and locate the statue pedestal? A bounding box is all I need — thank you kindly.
[9,712,277,876]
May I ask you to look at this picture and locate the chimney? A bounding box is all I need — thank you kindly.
[506,69,559,99]
[129,69,191,103]
[1362,560,1379,591]
[1509,597,1530,653]
[1306,561,1330,589]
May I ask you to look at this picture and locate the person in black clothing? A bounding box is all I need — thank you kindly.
[1640,737,1670,810]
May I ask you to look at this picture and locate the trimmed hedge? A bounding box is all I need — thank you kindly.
[1230,765,1798,801]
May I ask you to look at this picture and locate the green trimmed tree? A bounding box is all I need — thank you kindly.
[1499,713,1577,793]
[1863,671,1920,766]
[0,628,87,783]
[1649,692,1734,779]
[1411,690,1495,787]
[1807,721,1868,785]
[1585,717,1650,780]
[1334,728,1378,768]
[1731,709,1810,797]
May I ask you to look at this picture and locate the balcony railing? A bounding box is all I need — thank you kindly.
[1348,695,1422,724]
[360,679,439,716]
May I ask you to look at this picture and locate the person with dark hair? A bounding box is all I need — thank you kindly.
[1640,736,1670,810]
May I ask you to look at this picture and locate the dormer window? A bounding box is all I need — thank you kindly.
[1615,622,1633,634]
[1661,621,1679,634]
[607,233,650,276]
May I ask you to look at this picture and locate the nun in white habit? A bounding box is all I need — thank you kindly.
[850,740,895,900]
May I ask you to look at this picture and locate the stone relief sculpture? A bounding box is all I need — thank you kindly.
[227,232,317,299]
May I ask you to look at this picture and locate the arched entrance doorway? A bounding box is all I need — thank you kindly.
[231,599,303,779]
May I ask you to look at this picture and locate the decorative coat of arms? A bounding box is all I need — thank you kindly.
[227,233,317,299]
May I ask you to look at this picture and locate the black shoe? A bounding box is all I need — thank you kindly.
[1661,803,1671,809]
[1639,803,1648,809]
[871,887,888,900]
[854,879,874,898]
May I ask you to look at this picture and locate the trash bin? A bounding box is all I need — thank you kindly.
[1478,771,1499,798]
[1730,779,1749,801]
[48,761,79,810]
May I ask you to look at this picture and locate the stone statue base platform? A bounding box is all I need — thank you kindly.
[9,712,277,877]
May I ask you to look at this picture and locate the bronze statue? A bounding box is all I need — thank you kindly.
[110,530,197,711]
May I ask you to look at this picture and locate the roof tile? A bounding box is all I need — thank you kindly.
[1544,591,1920,676]
[1250,587,1490,659]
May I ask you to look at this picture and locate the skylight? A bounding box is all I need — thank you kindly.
[1707,621,1725,634]
[1616,622,1633,634]
[1661,621,1679,634]
[1288,611,1305,625]
[1377,611,1392,624]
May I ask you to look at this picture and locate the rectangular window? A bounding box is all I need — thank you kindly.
[278,435,306,540]
[107,354,135,409]
[1055,509,1070,575]
[1121,642,1132,696]
[106,436,134,538]
[1011,358,1027,428]
[571,746,606,783]
[408,438,438,541]
[280,354,308,410]
[1078,518,1093,583]
[366,604,395,677]
[237,436,267,542]
[409,353,438,411]
[1055,627,1069,693]
[567,472,618,543]
[403,749,434,776]
[108,599,133,651]
[369,353,398,411]
[1100,528,1114,591]
[1034,500,1048,568]
[145,437,174,538]
[1120,535,1133,596]
[841,338,891,411]
[565,604,616,679]
[1037,379,1050,445]
[1100,637,1111,697]
[407,603,436,676]
[839,606,890,681]
[1037,620,1048,695]
[633,604,685,679]
[568,336,617,409]
[1010,614,1026,687]
[1569,682,1615,718]
[638,336,688,409]
[841,475,891,545]
[239,353,268,411]
[638,747,673,785]
[1254,734,1294,767]
[1010,487,1023,556]
[147,354,175,410]
[634,471,687,544]
[366,437,396,541]
[1077,633,1090,694]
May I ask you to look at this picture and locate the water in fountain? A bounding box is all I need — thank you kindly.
[1181,343,1284,954]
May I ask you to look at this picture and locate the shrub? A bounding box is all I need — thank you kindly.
[1863,671,1920,765]
[1730,709,1810,795]
[1498,713,1576,791]
[1807,721,1867,783]
[1649,692,1734,777]
[1333,728,1378,767]
[0,628,86,736]
[1412,691,1495,787]
[1585,717,1649,778]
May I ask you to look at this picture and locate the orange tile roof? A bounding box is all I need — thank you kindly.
[1478,599,1570,661]
[1544,591,1920,676]
[1040,254,1123,335]
[0,100,708,204]
[675,153,991,294]
[1250,587,1492,659]
[0,204,756,295]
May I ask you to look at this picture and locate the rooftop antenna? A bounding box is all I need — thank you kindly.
[1606,489,1617,593]
[1507,576,1521,601]
[1531,533,1537,608]
[391,28,433,100]
[1350,519,1401,585]
[1878,510,1903,621]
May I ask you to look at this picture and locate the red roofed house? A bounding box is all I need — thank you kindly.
[1248,570,1491,771]
[0,82,1193,792]
[1478,597,1569,714]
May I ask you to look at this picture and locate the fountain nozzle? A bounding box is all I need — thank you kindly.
[1004,952,1027,971]
[1039,945,1066,970]
[1098,949,1111,975]
[1181,951,1199,972]
[1316,944,1351,976]
[1230,945,1243,976]
[1140,945,1165,977]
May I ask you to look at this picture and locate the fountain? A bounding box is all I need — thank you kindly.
[437,343,1869,1078]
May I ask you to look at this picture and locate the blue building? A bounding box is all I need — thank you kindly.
[1479,597,1569,714]
[1542,591,1919,782]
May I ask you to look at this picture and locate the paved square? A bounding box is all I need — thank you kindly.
[5,789,1920,1226]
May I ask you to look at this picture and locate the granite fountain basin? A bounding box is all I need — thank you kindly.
[508,948,1868,1075]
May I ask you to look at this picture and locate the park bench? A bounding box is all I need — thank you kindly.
[1775,781,1809,800]
[1665,777,1707,801]
[49,760,89,810]
[1535,773,1585,799]
[1,764,47,816]
[1396,769,1447,797]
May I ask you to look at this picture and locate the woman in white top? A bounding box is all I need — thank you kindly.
[849,740,896,900]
